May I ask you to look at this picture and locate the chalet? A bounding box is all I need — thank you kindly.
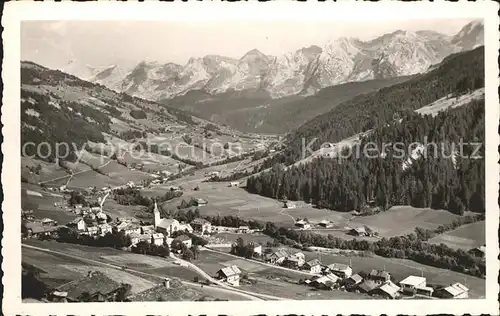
[174,235,192,248]
[151,233,165,246]
[284,201,296,209]
[468,245,486,259]
[91,206,102,213]
[117,217,133,224]
[435,283,469,299]
[303,259,322,274]
[237,226,250,233]
[87,226,99,236]
[295,220,311,230]
[253,245,263,256]
[325,263,352,279]
[141,225,155,235]
[399,276,433,296]
[48,290,68,303]
[356,280,379,294]
[311,274,340,290]
[370,281,400,299]
[178,223,194,233]
[116,221,130,232]
[194,198,208,207]
[98,223,112,236]
[129,233,141,246]
[41,218,56,226]
[266,249,288,265]
[96,211,108,222]
[283,252,305,268]
[123,225,142,236]
[190,218,212,234]
[26,224,60,238]
[217,265,241,286]
[368,270,391,283]
[139,234,152,243]
[69,218,87,231]
[344,274,363,289]
[349,227,367,236]
[283,256,303,269]
[56,271,123,302]
[126,181,135,188]
[318,220,334,228]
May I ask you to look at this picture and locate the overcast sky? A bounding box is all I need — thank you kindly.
[21,19,474,69]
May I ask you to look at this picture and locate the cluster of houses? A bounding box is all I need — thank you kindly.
[150,171,175,186]
[263,249,469,299]
[292,217,376,237]
[65,202,197,250]
[66,203,112,237]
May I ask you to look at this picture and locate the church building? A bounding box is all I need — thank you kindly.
[153,201,180,236]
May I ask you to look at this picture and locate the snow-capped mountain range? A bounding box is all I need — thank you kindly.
[67,20,484,100]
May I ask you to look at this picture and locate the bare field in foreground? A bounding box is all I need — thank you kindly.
[23,240,198,283]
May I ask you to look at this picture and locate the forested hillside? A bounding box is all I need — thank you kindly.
[247,97,485,215]
[269,46,484,166]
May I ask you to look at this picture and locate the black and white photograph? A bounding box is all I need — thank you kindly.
[2,1,499,315]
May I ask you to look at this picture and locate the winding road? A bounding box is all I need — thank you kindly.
[22,243,284,301]
[169,252,286,300]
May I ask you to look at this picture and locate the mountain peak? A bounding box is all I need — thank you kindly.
[241,48,268,61]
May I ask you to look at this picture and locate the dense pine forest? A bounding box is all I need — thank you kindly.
[247,98,485,215]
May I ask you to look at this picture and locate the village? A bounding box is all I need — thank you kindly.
[22,178,480,303]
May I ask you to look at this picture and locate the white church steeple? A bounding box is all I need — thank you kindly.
[153,200,161,229]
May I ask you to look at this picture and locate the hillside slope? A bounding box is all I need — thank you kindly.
[20,61,245,165]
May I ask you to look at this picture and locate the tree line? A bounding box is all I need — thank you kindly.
[131,241,170,257]
[247,98,485,215]
[56,227,132,249]
[263,222,485,278]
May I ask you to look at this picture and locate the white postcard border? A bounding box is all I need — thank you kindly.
[2,1,499,315]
